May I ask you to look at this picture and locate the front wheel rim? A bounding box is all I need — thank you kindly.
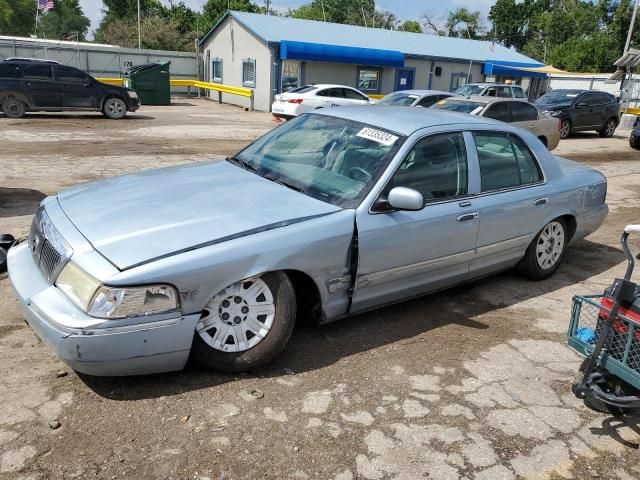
[108,100,124,116]
[196,277,276,353]
[560,121,570,137]
[536,221,565,270]
[606,120,615,136]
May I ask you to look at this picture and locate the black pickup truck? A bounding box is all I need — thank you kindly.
[534,89,620,139]
[0,58,139,119]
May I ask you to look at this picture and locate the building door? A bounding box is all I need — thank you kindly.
[281,61,301,92]
[395,69,414,91]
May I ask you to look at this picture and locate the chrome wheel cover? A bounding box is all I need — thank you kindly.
[107,100,124,116]
[606,120,615,136]
[196,277,275,352]
[536,221,565,270]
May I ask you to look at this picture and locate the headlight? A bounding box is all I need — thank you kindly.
[543,110,562,117]
[55,261,100,310]
[55,262,179,319]
[127,90,138,99]
[89,285,179,319]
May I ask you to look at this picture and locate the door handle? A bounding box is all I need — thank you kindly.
[457,212,478,222]
[533,198,548,207]
[458,200,472,207]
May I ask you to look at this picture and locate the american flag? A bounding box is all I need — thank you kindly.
[38,0,54,11]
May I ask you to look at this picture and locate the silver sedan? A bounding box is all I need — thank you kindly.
[8,107,608,376]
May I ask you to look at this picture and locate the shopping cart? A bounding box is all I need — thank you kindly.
[569,224,640,413]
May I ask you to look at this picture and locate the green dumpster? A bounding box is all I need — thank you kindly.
[123,62,171,106]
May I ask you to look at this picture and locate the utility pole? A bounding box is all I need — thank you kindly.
[624,0,639,54]
[265,0,270,15]
[137,0,142,49]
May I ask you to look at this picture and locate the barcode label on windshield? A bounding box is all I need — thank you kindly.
[357,128,398,146]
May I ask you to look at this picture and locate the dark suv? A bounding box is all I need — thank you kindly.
[534,89,620,139]
[0,59,140,119]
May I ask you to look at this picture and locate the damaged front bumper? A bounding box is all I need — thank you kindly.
[7,242,199,376]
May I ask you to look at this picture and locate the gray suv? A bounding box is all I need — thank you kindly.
[454,83,526,99]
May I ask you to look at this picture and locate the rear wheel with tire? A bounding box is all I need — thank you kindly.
[573,359,624,415]
[630,133,640,149]
[2,98,26,118]
[102,97,127,119]
[193,271,296,373]
[517,219,567,280]
[599,118,617,138]
[559,118,571,139]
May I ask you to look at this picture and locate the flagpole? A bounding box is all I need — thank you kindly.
[137,0,141,49]
[34,0,40,37]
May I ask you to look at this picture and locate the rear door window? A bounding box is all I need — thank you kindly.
[23,65,53,81]
[510,102,539,122]
[474,132,542,191]
[497,86,511,98]
[317,88,343,98]
[484,102,511,122]
[416,95,440,108]
[513,87,526,98]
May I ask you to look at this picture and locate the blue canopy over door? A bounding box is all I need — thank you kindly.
[280,40,404,68]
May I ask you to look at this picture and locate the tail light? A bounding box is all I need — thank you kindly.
[287,98,304,104]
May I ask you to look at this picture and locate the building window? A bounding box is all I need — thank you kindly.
[212,58,223,83]
[450,73,469,92]
[357,67,381,93]
[281,61,300,92]
[242,58,256,88]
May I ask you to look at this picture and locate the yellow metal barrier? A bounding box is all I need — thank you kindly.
[368,94,385,100]
[96,77,124,86]
[625,107,640,116]
[95,77,254,109]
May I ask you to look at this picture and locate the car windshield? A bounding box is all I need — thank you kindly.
[535,91,581,104]
[454,85,484,96]
[233,114,404,208]
[431,98,486,114]
[376,93,419,106]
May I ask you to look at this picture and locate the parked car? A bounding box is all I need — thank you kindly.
[630,116,640,149]
[271,84,373,119]
[0,58,140,119]
[534,89,620,139]
[8,107,608,376]
[431,96,561,150]
[454,83,526,99]
[375,90,454,108]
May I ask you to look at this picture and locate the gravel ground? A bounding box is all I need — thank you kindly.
[1,100,639,480]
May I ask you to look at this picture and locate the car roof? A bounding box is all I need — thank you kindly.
[448,96,535,105]
[2,57,61,65]
[385,89,453,96]
[313,105,505,136]
[466,83,519,88]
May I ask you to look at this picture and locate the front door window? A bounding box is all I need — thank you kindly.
[281,61,300,92]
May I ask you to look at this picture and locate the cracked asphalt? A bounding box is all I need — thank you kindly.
[1,100,639,480]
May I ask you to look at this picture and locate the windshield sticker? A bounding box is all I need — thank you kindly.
[566,94,578,97]
[437,99,448,105]
[470,106,484,115]
[357,128,399,146]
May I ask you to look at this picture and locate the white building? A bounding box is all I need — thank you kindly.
[199,11,546,112]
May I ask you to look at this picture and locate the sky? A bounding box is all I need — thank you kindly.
[78,0,498,37]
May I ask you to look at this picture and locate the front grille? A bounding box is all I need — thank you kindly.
[29,209,70,284]
[39,239,62,282]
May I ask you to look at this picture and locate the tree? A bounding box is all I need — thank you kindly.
[38,0,91,40]
[446,8,484,39]
[97,15,192,51]
[372,10,397,29]
[399,20,422,33]
[290,0,375,26]
[202,0,259,28]
[0,0,38,37]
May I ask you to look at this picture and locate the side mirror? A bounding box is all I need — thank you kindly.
[387,187,424,211]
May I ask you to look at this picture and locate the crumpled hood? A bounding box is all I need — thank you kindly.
[57,161,341,270]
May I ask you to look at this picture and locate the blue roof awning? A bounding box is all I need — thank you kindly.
[280,40,404,67]
[483,60,547,78]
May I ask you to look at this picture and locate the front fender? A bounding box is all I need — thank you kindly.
[104,210,356,321]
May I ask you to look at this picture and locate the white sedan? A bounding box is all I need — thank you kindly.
[271,84,373,119]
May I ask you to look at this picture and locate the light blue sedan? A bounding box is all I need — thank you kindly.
[8,107,608,376]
